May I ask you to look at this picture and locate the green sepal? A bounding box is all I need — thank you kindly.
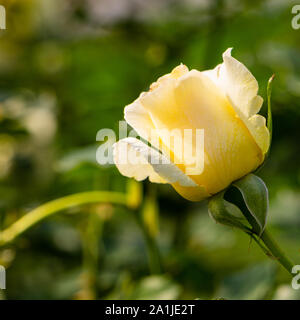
[255,75,274,173]
[233,173,269,236]
[208,192,250,233]
[267,74,274,151]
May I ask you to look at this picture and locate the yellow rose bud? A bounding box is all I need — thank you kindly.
[113,48,270,201]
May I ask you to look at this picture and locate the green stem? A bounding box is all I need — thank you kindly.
[79,210,104,300]
[143,226,162,274]
[259,228,294,275]
[135,212,162,274]
[0,191,127,246]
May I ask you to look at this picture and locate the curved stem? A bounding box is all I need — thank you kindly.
[0,191,127,246]
[0,183,163,277]
[259,228,294,275]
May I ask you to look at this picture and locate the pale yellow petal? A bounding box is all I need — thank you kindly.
[113,137,200,187]
[124,64,189,150]
[124,98,156,143]
[149,64,189,91]
[248,114,270,154]
[205,48,270,154]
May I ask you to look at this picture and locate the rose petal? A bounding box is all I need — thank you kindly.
[204,48,270,154]
[113,137,198,187]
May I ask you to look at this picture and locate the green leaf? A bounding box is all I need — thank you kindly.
[208,192,250,233]
[233,174,269,236]
[56,145,98,172]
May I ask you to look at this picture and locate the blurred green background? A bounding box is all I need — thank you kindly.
[0,0,300,300]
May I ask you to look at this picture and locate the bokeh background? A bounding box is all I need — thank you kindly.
[0,0,300,300]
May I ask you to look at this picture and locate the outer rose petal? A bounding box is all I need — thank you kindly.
[124,64,189,150]
[113,137,209,201]
[124,98,156,145]
[203,48,270,154]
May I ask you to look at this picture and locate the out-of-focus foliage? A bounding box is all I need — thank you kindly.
[0,0,299,299]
